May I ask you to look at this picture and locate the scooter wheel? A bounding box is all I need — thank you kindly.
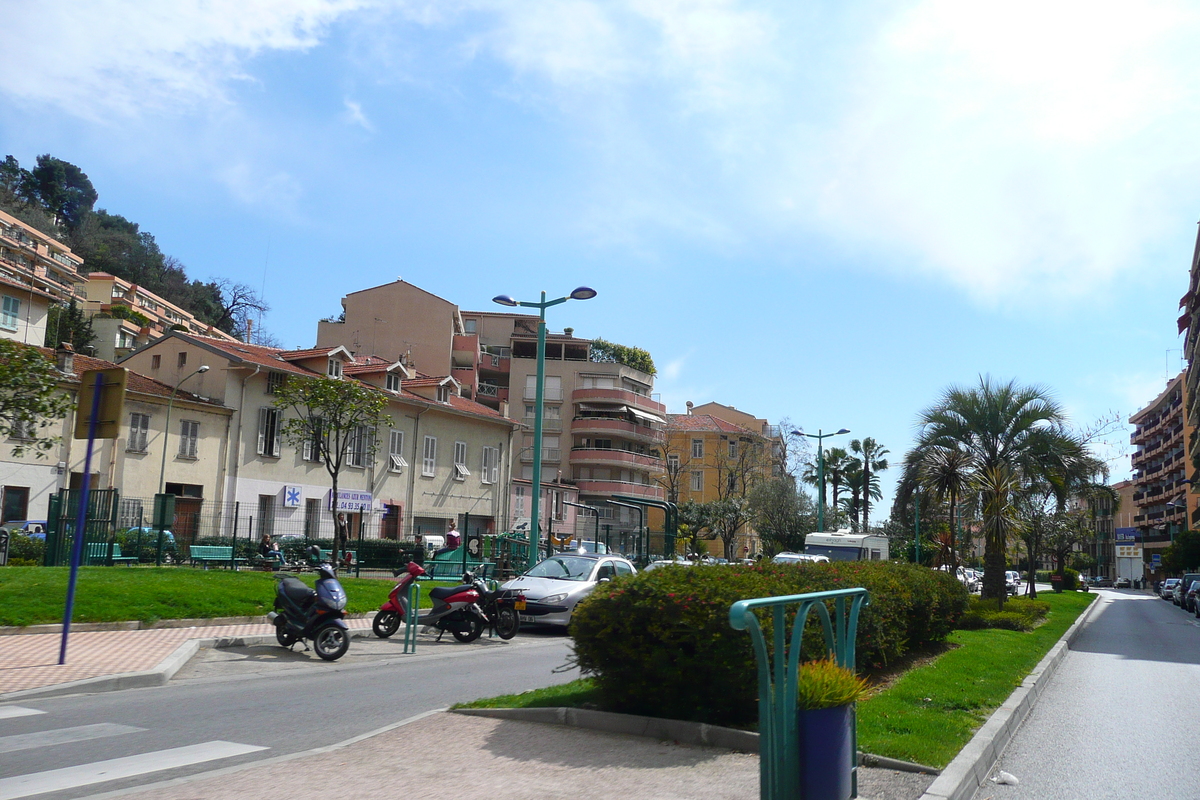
[372,610,401,638]
[275,622,297,648]
[452,617,484,643]
[313,625,350,661]
[496,607,520,640]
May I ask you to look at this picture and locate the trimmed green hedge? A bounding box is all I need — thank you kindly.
[570,561,968,726]
[958,596,1051,631]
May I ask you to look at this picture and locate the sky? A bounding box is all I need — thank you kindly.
[4,0,1198,515]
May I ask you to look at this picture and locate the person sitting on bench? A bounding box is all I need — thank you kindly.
[433,521,461,559]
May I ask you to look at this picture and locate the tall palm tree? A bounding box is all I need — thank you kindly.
[850,438,889,531]
[920,445,972,570]
[912,377,1089,602]
[801,446,852,512]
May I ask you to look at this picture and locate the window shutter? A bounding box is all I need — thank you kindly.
[271,410,281,457]
[257,408,267,455]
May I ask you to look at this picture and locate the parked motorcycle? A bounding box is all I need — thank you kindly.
[372,561,522,642]
[267,546,350,661]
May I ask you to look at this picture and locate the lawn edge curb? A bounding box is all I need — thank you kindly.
[916,592,1103,800]
[451,706,940,774]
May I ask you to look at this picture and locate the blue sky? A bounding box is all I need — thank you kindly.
[5,0,1199,513]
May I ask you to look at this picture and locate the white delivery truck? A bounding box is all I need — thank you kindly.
[804,530,889,562]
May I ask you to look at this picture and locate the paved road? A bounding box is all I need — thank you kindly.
[971,590,1200,800]
[1,631,577,800]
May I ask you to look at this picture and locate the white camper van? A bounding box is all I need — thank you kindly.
[804,530,889,562]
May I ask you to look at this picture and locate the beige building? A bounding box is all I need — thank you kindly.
[120,332,519,543]
[0,209,85,304]
[0,344,231,528]
[1129,372,1193,543]
[0,274,54,346]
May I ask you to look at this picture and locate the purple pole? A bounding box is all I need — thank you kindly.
[59,372,104,665]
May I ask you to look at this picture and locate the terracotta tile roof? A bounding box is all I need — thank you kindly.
[0,274,57,301]
[184,335,316,376]
[279,346,339,361]
[403,376,452,388]
[31,346,226,407]
[666,414,756,435]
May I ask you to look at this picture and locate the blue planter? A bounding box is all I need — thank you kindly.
[797,703,854,800]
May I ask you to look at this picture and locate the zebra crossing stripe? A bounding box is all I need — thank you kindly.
[0,707,44,720]
[0,740,267,800]
[0,723,146,754]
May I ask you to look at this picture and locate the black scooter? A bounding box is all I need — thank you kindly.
[267,546,350,661]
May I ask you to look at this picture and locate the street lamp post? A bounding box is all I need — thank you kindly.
[565,500,601,552]
[158,365,209,494]
[801,428,849,533]
[494,287,597,571]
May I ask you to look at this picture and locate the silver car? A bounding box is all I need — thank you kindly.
[500,553,636,628]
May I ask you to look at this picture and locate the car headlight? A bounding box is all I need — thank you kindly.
[540,593,568,605]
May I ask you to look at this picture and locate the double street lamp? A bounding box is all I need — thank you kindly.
[494,287,597,571]
[800,427,850,533]
[158,365,209,494]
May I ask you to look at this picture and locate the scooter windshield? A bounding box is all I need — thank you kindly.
[316,578,348,611]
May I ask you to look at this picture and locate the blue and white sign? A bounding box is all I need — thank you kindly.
[1115,527,1140,544]
[1152,554,1162,565]
[334,489,373,511]
[283,486,302,508]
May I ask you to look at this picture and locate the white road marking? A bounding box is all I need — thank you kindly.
[0,707,44,720]
[0,723,146,754]
[0,740,267,800]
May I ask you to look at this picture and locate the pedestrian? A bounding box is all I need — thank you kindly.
[434,520,461,558]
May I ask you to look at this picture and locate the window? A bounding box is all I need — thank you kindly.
[257,407,281,458]
[667,454,679,472]
[422,435,437,476]
[304,498,321,538]
[347,425,372,468]
[728,439,737,458]
[177,352,187,368]
[482,446,498,484]
[437,385,451,403]
[128,413,150,452]
[463,318,477,333]
[178,420,199,458]
[454,441,470,479]
[118,498,144,528]
[691,471,703,492]
[117,329,136,349]
[389,429,407,471]
[258,494,275,538]
[514,485,526,517]
[327,358,342,378]
[266,372,286,394]
[692,439,704,458]
[151,354,161,370]
[386,373,401,392]
[1,295,19,331]
[302,418,323,462]
[727,472,737,493]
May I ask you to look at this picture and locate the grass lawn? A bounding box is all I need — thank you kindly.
[0,566,455,627]
[455,590,1097,769]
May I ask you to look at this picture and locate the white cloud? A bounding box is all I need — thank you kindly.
[343,98,375,131]
[1,0,372,118]
[217,162,303,216]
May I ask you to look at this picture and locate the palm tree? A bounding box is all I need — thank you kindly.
[850,438,889,531]
[801,446,852,512]
[912,377,1089,603]
[842,463,864,530]
[920,445,972,570]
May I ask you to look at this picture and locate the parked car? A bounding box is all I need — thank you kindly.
[1005,571,1020,597]
[118,527,178,562]
[772,552,831,565]
[1160,578,1181,599]
[1114,577,1131,589]
[1173,573,1200,607]
[499,553,636,628]
[642,559,694,572]
[0,520,48,540]
[1185,580,1200,614]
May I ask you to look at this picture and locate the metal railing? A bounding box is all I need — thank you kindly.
[729,587,869,800]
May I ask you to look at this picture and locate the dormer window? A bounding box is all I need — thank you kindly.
[327,358,342,379]
[437,385,451,403]
[386,373,401,392]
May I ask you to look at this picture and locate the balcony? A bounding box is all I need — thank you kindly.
[570,416,664,443]
[571,387,666,415]
[523,417,562,433]
[570,447,663,471]
[452,335,478,369]
[574,479,665,501]
[524,387,564,401]
[520,448,562,463]
[477,351,510,374]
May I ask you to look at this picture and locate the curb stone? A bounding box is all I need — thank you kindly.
[0,613,375,637]
[453,706,940,775]
[916,593,1104,800]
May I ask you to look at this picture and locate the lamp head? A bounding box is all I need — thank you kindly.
[492,295,520,307]
[835,428,850,435]
[569,286,597,301]
[198,365,210,374]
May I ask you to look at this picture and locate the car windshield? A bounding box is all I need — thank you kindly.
[526,556,598,581]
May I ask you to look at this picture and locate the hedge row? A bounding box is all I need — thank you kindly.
[570,561,968,726]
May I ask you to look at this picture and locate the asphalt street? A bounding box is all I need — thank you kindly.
[1,631,577,800]
[971,590,1200,800]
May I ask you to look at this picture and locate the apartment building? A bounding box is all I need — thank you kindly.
[120,332,519,543]
[82,273,236,361]
[0,344,231,527]
[315,280,667,539]
[1179,225,1200,525]
[1128,372,1194,555]
[0,274,54,346]
[0,209,85,304]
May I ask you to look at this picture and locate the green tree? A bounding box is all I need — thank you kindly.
[749,477,816,556]
[0,340,73,457]
[909,377,1091,603]
[802,446,851,513]
[589,338,656,375]
[850,437,889,531]
[30,154,97,231]
[44,301,96,351]
[917,445,971,569]
[273,376,391,563]
[1162,530,1200,572]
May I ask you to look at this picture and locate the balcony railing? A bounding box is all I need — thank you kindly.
[569,447,663,470]
[524,387,564,401]
[519,448,561,463]
[523,417,562,432]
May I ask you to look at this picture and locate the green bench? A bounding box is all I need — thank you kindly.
[85,542,138,565]
[319,549,357,565]
[188,545,246,569]
[421,554,491,580]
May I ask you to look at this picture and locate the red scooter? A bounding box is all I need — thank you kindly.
[372,561,523,642]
